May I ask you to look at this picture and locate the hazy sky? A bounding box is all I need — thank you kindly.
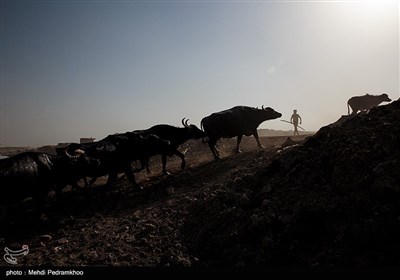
[1,0,399,147]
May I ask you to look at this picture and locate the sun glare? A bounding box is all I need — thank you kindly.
[338,1,397,27]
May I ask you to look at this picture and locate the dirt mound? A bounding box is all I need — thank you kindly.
[183,101,400,265]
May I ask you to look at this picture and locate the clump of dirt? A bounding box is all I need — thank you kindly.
[183,101,400,266]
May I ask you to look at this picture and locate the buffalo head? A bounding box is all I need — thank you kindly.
[182,117,207,139]
[260,105,282,120]
[381,93,391,102]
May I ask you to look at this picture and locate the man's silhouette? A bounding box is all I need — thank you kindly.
[290,109,302,136]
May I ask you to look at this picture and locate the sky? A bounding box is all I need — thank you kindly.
[1,0,399,147]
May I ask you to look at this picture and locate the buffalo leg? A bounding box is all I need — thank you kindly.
[234,135,243,154]
[70,181,83,192]
[70,180,91,197]
[208,138,221,160]
[33,189,48,221]
[141,158,151,174]
[161,154,170,175]
[173,150,186,170]
[253,130,265,149]
[144,158,151,174]
[83,177,89,188]
[105,172,118,187]
[132,159,147,173]
[124,166,143,190]
[0,206,6,221]
[161,150,186,174]
[88,177,98,186]
[54,183,66,202]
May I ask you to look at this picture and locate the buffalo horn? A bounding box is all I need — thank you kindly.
[65,148,85,159]
[74,149,86,156]
[182,118,189,128]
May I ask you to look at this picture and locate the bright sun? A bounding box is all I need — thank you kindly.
[339,1,398,26]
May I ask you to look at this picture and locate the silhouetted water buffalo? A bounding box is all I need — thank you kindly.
[347,93,391,115]
[64,132,172,189]
[201,106,282,159]
[0,150,100,219]
[136,118,206,175]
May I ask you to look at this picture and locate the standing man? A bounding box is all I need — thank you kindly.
[290,109,302,136]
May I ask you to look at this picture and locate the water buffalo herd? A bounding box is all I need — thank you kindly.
[5,91,391,222]
[0,105,282,219]
[0,105,284,219]
[1,93,394,220]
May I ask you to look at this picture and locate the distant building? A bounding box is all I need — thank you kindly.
[80,137,95,144]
